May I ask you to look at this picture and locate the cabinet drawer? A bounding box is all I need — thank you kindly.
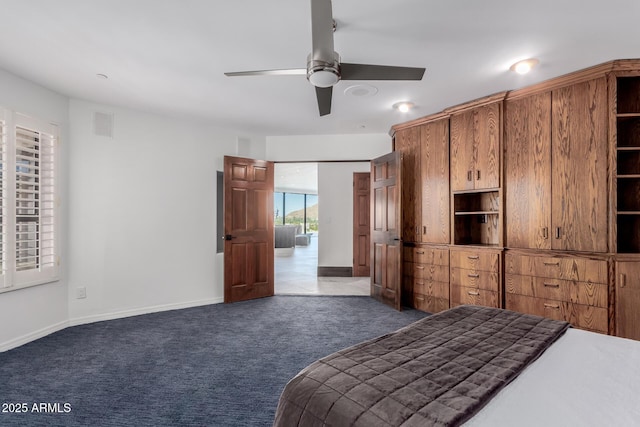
[505,294,608,333]
[413,294,449,314]
[450,285,500,308]
[450,267,499,291]
[404,247,449,265]
[505,253,607,283]
[450,249,500,272]
[405,262,449,281]
[505,274,608,308]
[413,279,449,299]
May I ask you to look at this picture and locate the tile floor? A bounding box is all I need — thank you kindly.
[275,234,370,295]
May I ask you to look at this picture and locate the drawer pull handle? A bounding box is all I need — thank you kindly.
[416,266,425,270]
[468,291,480,296]
[416,282,425,285]
[467,170,473,181]
[544,303,560,310]
[619,274,626,288]
[416,296,425,301]
[467,255,479,260]
[542,227,549,239]
[416,251,425,254]
[543,283,560,288]
[555,227,561,239]
[467,274,480,278]
[543,261,560,266]
[423,226,427,234]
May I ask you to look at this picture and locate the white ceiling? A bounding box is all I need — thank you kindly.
[275,163,318,194]
[0,0,639,137]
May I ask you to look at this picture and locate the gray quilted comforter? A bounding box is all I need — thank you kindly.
[273,305,570,427]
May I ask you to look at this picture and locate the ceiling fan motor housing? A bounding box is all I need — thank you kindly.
[307,52,340,87]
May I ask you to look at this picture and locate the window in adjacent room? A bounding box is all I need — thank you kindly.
[0,109,59,292]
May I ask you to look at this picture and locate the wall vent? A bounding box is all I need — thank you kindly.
[93,111,114,138]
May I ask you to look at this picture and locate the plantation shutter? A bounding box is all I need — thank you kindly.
[0,113,6,288]
[12,114,57,286]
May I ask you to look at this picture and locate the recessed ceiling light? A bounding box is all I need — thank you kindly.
[96,73,109,79]
[510,58,539,75]
[393,102,415,113]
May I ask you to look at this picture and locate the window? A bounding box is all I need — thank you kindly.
[274,192,319,233]
[0,109,58,292]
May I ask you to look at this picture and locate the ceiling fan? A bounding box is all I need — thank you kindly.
[224,0,426,116]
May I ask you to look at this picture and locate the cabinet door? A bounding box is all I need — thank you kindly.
[395,127,421,242]
[616,261,640,340]
[474,103,501,189]
[450,110,475,191]
[420,119,450,244]
[504,93,552,249]
[552,78,608,252]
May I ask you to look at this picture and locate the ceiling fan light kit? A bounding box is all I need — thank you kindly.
[224,0,426,116]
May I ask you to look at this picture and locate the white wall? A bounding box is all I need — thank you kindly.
[266,133,390,161]
[67,100,250,324]
[317,162,372,269]
[0,68,70,351]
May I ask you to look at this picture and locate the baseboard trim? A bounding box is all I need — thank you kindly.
[1,297,224,352]
[68,297,224,327]
[317,266,353,277]
[0,320,69,353]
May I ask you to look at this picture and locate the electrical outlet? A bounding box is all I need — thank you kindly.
[76,287,87,299]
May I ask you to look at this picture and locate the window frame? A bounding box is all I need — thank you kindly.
[0,108,59,293]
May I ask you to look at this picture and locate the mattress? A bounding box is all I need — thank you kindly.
[464,327,640,426]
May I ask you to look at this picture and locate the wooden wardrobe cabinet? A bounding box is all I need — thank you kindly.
[450,102,500,192]
[505,78,608,253]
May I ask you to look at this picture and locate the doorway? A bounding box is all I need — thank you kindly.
[273,161,370,295]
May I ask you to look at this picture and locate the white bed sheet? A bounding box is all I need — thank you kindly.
[464,328,640,426]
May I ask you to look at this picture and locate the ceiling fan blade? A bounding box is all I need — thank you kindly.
[224,69,306,77]
[310,0,335,62]
[315,86,332,116]
[340,63,426,81]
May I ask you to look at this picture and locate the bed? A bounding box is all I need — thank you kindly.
[273,305,640,426]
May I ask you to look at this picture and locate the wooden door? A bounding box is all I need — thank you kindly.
[504,93,552,249]
[395,127,421,241]
[450,110,475,191]
[616,261,640,340]
[371,152,402,310]
[420,119,450,244]
[474,103,501,190]
[353,172,371,277]
[224,156,274,303]
[551,78,608,252]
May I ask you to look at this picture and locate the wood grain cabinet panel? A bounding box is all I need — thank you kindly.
[551,78,608,253]
[450,249,500,272]
[450,103,500,192]
[420,119,450,244]
[504,92,552,250]
[395,127,421,242]
[450,268,500,292]
[505,252,608,283]
[451,286,500,308]
[615,261,640,340]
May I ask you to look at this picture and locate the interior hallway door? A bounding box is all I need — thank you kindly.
[370,152,402,310]
[224,156,274,303]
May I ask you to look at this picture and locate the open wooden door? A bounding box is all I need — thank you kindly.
[370,152,402,310]
[224,156,274,303]
[353,172,371,277]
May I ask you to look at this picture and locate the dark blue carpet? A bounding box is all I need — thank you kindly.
[0,296,428,427]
